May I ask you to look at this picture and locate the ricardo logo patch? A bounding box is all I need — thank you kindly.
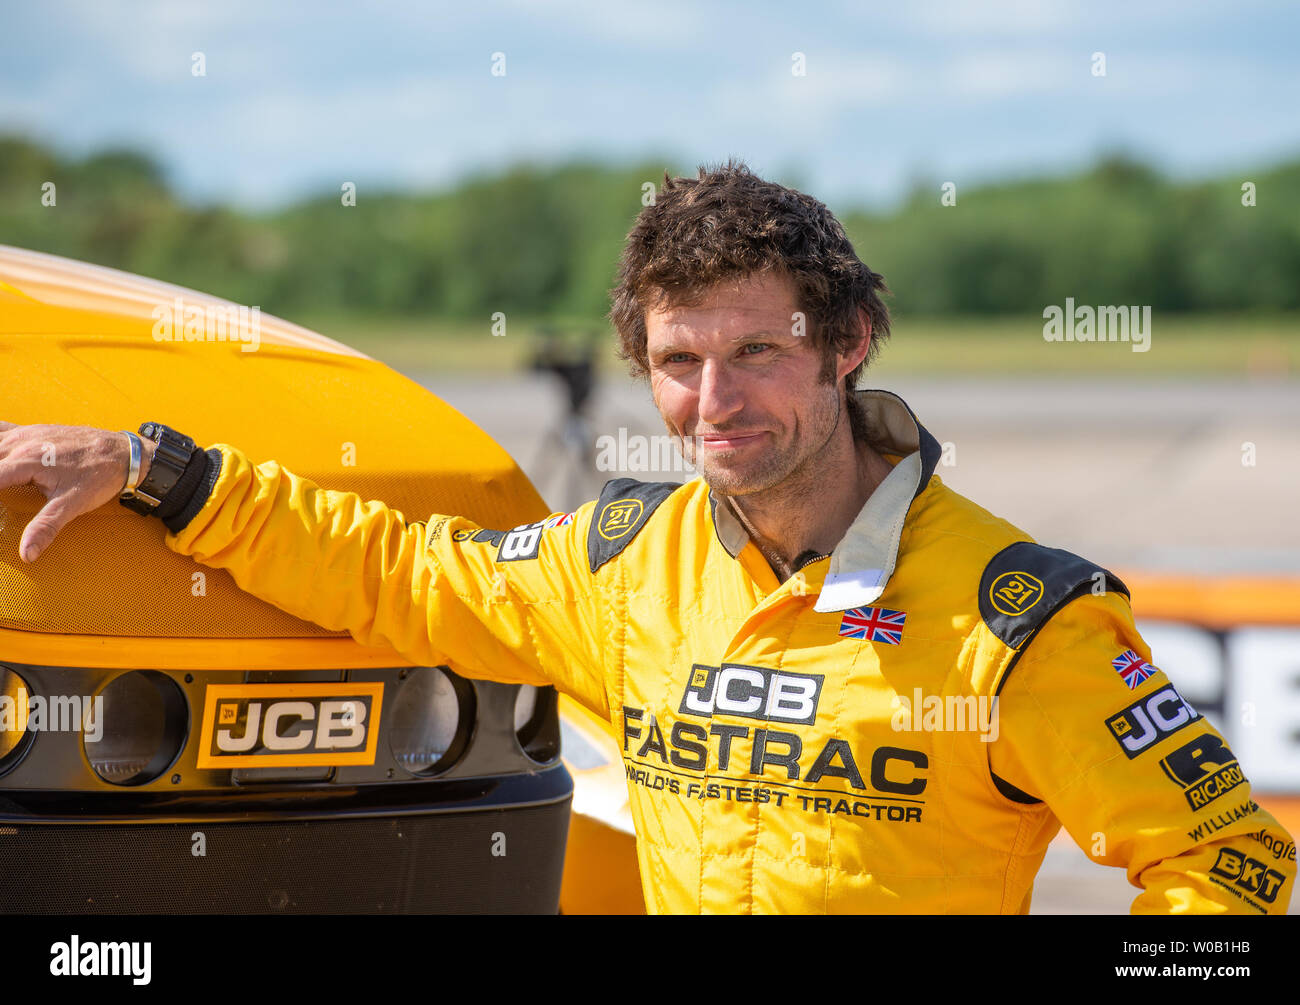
[988,571,1044,616]
[598,498,643,541]
[197,683,383,769]
[1160,733,1246,810]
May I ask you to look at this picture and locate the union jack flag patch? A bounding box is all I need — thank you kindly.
[839,606,907,645]
[542,512,575,529]
[1112,649,1158,689]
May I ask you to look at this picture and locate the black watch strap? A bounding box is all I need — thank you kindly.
[119,422,197,516]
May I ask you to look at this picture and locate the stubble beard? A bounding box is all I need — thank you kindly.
[679,380,845,505]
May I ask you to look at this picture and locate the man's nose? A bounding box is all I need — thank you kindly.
[696,358,744,427]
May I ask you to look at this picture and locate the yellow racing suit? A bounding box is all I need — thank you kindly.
[159,389,1296,914]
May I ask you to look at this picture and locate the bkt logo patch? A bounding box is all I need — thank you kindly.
[1209,847,1287,905]
[197,683,383,768]
[679,663,823,725]
[1159,733,1246,810]
[1106,685,1201,759]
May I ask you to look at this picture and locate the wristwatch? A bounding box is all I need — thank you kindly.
[119,422,198,515]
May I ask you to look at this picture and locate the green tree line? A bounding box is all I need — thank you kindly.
[1,136,1296,320]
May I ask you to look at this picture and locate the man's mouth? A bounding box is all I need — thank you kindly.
[696,432,765,450]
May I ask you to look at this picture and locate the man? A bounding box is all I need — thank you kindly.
[1,162,1294,914]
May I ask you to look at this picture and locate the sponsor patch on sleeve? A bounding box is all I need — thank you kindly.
[978,541,1129,651]
[1159,733,1247,810]
[587,478,679,573]
[1105,684,1200,758]
[496,520,547,562]
[496,513,577,562]
[1208,847,1287,911]
[441,513,575,561]
[449,527,508,546]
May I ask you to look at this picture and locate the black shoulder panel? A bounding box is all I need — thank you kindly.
[587,478,680,573]
[979,541,1129,651]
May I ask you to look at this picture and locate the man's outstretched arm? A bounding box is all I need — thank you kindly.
[0,422,611,719]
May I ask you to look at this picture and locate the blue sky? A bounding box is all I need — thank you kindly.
[2,0,1297,211]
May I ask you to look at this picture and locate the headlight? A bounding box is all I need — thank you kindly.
[84,670,188,785]
[514,685,560,764]
[388,667,472,775]
[0,665,34,776]
[514,685,537,733]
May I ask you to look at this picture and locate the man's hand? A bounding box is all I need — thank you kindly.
[0,421,155,563]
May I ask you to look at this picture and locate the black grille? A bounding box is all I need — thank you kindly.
[0,803,569,914]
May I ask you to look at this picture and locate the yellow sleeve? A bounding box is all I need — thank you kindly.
[988,589,1296,915]
[163,443,610,720]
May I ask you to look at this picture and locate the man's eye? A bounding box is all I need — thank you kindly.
[740,343,770,355]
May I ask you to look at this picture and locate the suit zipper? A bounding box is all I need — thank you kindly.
[795,553,830,573]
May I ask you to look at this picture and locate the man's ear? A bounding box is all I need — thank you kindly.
[837,307,872,381]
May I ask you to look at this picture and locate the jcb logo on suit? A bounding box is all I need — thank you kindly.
[497,521,545,561]
[678,663,823,725]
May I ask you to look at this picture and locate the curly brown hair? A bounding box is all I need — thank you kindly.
[608,159,891,441]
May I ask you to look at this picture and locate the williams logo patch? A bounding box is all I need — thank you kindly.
[678,663,824,725]
[1106,685,1200,758]
[197,683,384,768]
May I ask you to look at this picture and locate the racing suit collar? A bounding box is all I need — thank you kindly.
[705,389,942,612]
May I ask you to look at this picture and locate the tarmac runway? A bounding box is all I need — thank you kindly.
[415,370,1300,914]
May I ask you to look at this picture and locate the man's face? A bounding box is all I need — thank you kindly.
[647,271,861,496]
